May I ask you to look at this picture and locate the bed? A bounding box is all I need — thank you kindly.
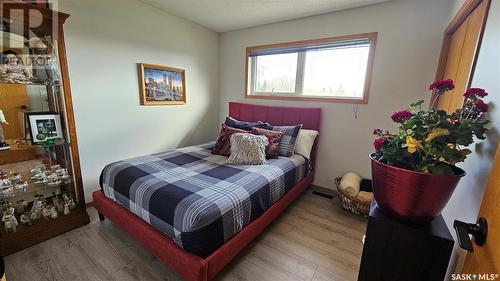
[92,102,321,281]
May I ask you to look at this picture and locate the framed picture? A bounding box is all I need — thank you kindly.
[139,63,186,105]
[26,112,64,144]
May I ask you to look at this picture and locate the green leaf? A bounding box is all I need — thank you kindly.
[428,164,455,175]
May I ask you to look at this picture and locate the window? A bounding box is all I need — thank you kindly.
[245,33,377,103]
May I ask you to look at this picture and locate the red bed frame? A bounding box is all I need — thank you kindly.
[92,102,321,281]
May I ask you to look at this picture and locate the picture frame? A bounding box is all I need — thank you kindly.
[139,63,186,105]
[26,112,64,144]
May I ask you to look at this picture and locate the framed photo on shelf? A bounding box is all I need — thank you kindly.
[26,112,64,144]
[139,63,186,105]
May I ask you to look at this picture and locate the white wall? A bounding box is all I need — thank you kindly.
[219,0,452,190]
[59,0,219,202]
[442,0,500,274]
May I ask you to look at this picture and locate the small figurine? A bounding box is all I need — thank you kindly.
[53,195,64,213]
[50,206,58,219]
[63,202,70,215]
[55,168,70,182]
[68,198,76,209]
[15,180,28,191]
[50,165,61,171]
[0,108,9,150]
[5,205,14,215]
[29,211,37,221]
[62,193,70,202]
[0,179,12,197]
[2,207,18,232]
[42,205,52,220]
[9,172,21,182]
[31,197,44,220]
[20,212,32,226]
[30,167,41,174]
[15,199,27,215]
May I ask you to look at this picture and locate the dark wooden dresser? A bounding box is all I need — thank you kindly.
[357,201,454,281]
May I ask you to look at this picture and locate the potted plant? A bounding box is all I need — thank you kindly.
[371,79,489,221]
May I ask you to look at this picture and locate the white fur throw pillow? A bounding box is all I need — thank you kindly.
[228,133,268,165]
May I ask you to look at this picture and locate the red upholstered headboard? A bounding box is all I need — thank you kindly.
[228,102,322,169]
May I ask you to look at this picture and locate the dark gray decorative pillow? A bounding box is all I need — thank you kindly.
[259,123,303,157]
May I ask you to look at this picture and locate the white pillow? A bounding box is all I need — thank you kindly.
[294,129,319,159]
[228,133,268,165]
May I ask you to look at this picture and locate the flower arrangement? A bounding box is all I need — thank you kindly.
[372,79,489,175]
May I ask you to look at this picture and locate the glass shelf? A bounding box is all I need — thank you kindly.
[0,142,71,153]
[1,178,72,202]
[0,81,61,87]
[0,141,77,205]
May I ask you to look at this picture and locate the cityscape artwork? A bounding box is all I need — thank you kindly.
[139,63,186,105]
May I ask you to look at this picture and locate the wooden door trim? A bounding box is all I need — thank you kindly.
[430,0,491,108]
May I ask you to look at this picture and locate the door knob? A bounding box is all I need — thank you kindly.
[453,217,487,252]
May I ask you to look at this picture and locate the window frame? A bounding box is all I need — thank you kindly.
[244,32,378,104]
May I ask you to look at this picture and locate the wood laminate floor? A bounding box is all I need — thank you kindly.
[4,189,368,281]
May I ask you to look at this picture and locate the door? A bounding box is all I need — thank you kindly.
[435,0,490,113]
[462,144,500,273]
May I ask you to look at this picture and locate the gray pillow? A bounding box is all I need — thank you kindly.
[228,133,268,165]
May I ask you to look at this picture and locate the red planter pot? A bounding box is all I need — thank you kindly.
[370,154,465,221]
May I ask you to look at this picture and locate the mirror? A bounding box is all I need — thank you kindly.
[0,84,50,163]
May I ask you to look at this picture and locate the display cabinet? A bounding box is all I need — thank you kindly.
[0,1,89,255]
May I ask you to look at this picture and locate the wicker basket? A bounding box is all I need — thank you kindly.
[335,177,371,216]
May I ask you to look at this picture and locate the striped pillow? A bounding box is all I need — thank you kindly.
[259,123,302,157]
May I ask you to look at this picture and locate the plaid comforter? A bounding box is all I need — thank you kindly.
[100,142,308,257]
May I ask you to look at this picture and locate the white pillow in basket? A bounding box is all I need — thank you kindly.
[294,129,319,159]
[228,133,268,165]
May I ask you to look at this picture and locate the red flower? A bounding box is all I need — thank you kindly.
[474,99,488,113]
[429,79,455,95]
[450,114,460,123]
[372,129,382,135]
[391,110,413,123]
[464,88,488,98]
[373,137,386,151]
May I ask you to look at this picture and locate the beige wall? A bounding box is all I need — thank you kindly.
[442,0,500,274]
[219,0,452,190]
[59,0,220,202]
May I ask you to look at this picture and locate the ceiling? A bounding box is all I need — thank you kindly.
[140,0,390,32]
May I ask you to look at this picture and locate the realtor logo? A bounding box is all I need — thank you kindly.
[451,273,500,280]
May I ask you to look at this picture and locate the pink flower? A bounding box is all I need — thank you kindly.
[429,79,455,95]
[450,115,460,123]
[391,110,413,123]
[474,99,488,113]
[464,88,488,98]
[372,129,382,135]
[373,137,386,151]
